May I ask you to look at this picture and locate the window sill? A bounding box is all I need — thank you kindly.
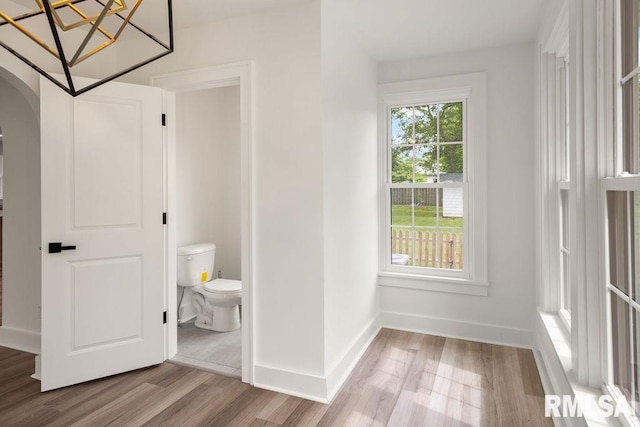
[378,272,488,296]
[538,311,625,426]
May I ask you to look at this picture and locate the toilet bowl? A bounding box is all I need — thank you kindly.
[191,279,242,332]
[177,243,242,332]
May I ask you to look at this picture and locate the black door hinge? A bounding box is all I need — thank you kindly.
[163,212,167,225]
[162,114,166,126]
[163,311,167,324]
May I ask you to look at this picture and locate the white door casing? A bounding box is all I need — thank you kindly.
[151,62,255,384]
[40,76,165,391]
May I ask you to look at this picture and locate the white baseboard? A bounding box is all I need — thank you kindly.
[380,311,534,349]
[0,326,41,354]
[254,317,381,404]
[325,318,381,402]
[254,364,329,403]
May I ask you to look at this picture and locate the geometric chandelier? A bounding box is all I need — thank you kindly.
[0,0,173,96]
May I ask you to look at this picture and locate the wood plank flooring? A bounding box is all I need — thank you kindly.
[0,328,552,426]
[0,271,3,326]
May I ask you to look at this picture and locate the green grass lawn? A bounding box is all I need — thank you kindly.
[392,204,463,231]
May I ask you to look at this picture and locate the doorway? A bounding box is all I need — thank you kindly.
[172,85,242,376]
[152,62,255,385]
[0,68,41,355]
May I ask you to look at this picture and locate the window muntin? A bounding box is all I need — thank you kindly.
[560,188,571,313]
[387,101,465,272]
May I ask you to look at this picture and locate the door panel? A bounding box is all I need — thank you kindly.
[40,76,165,391]
[71,256,143,351]
[72,97,143,228]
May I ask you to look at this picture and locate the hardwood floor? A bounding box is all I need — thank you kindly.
[0,328,552,426]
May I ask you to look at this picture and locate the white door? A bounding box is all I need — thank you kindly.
[40,76,165,391]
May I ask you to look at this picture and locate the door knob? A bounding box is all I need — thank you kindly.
[48,242,77,253]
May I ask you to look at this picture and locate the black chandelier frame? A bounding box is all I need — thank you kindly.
[0,0,173,97]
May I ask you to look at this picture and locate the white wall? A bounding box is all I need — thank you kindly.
[176,86,241,320]
[321,0,380,396]
[378,43,538,345]
[0,71,41,351]
[121,1,326,382]
[176,86,241,278]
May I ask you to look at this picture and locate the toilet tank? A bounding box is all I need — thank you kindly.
[177,243,216,287]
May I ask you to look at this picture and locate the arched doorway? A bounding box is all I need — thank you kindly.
[0,67,41,353]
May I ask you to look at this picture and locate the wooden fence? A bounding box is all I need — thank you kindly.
[391,229,463,269]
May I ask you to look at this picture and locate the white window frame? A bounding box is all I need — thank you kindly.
[539,2,572,336]
[600,0,640,423]
[377,73,487,296]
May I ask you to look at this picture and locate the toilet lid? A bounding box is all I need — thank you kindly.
[204,279,242,294]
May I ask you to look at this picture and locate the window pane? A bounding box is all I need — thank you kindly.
[608,191,630,295]
[413,105,438,145]
[440,102,463,143]
[411,189,465,270]
[441,188,464,270]
[413,190,438,228]
[439,144,464,176]
[621,75,640,174]
[561,252,570,311]
[621,0,639,77]
[414,145,434,183]
[635,192,640,302]
[391,146,413,183]
[560,190,569,250]
[413,188,437,210]
[612,293,632,401]
[413,189,437,268]
[391,107,413,146]
[391,227,414,266]
[391,188,412,227]
[563,62,571,181]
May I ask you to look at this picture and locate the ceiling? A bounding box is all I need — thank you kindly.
[172,0,313,29]
[328,0,548,62]
[172,0,547,62]
[1,0,547,63]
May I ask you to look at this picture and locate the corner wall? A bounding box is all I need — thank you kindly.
[377,43,537,347]
[321,0,380,400]
[120,1,327,396]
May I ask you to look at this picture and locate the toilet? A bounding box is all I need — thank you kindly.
[177,243,242,332]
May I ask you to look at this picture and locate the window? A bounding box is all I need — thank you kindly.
[558,59,571,325]
[378,73,487,295]
[603,0,640,418]
[539,12,571,329]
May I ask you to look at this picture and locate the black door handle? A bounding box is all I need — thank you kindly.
[48,242,77,253]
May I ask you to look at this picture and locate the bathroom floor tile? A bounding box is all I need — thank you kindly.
[174,320,241,374]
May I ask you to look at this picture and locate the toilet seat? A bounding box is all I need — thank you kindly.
[204,279,242,294]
